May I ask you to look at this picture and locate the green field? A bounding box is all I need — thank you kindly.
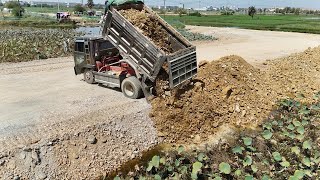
[25,6,73,13]
[24,6,104,13]
[163,15,320,34]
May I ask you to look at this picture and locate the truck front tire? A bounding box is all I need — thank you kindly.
[121,76,143,99]
[84,69,95,84]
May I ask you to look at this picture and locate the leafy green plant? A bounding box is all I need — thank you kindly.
[219,162,231,174]
[108,94,320,180]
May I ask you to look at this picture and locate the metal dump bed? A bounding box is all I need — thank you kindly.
[102,3,197,88]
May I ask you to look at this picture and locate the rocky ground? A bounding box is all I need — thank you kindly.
[0,109,158,179]
[151,47,320,144]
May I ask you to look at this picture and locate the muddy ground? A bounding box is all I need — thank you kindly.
[1,27,320,179]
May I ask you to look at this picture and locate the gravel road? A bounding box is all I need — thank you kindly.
[1,27,320,179]
[0,57,158,179]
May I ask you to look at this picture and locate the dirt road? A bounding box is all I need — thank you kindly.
[0,58,157,179]
[189,26,320,66]
[1,27,320,179]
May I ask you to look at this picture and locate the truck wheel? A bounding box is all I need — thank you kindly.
[121,76,143,99]
[84,69,95,84]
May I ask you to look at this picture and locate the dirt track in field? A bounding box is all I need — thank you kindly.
[190,26,320,67]
[1,27,320,179]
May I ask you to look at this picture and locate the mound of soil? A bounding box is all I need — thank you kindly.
[119,9,174,54]
[151,56,273,143]
[264,47,320,102]
[151,47,320,144]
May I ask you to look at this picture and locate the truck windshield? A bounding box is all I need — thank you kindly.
[75,42,85,52]
[99,41,114,50]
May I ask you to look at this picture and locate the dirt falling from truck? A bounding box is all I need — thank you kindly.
[119,9,174,54]
[150,47,320,144]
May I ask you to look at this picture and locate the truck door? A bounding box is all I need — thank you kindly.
[74,40,86,75]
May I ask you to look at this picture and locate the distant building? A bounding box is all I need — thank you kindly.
[157,5,179,11]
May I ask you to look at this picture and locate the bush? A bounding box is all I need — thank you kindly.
[189,11,201,17]
[5,1,24,17]
[74,4,86,13]
[12,6,24,17]
[174,8,187,16]
[159,9,165,14]
[5,1,19,8]
[221,11,234,15]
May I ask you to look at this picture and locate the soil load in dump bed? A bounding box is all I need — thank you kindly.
[150,47,320,144]
[119,8,174,54]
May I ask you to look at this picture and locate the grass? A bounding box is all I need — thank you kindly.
[25,6,104,14]
[25,6,73,13]
[0,16,75,28]
[163,14,320,34]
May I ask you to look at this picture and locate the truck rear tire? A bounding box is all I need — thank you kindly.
[121,76,143,99]
[84,69,95,84]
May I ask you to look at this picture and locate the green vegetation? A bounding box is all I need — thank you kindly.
[87,0,94,10]
[163,15,320,34]
[5,1,24,17]
[25,6,73,13]
[73,4,86,13]
[24,6,103,14]
[0,28,82,63]
[166,20,215,41]
[0,15,75,28]
[109,93,320,179]
[177,28,215,41]
[248,6,257,19]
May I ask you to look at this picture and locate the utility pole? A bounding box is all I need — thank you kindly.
[163,0,166,19]
[17,0,21,17]
[57,0,60,12]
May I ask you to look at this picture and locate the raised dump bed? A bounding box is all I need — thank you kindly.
[102,3,197,88]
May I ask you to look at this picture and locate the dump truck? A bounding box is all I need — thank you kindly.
[73,2,197,99]
[56,12,71,23]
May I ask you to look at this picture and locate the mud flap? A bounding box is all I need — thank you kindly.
[141,77,154,103]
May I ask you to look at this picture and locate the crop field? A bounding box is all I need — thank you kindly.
[163,15,320,34]
[0,15,76,28]
[25,6,74,13]
[0,28,81,63]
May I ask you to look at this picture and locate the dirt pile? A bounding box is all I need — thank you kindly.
[151,47,320,144]
[119,9,174,54]
[264,47,320,102]
[151,55,274,143]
